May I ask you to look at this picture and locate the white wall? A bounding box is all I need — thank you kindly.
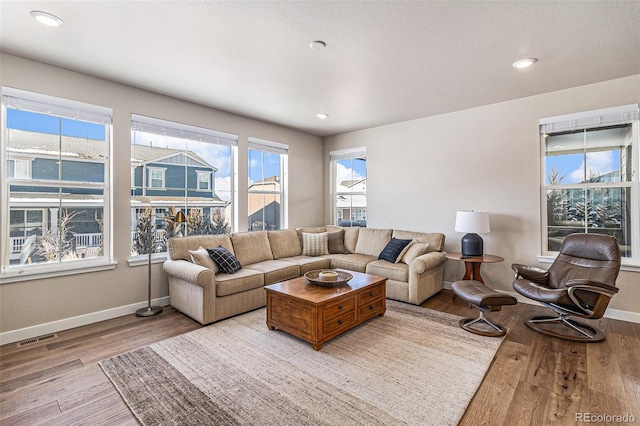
[324,74,640,317]
[0,53,324,337]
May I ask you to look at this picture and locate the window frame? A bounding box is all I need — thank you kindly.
[1,87,115,283]
[129,114,237,262]
[539,104,639,267]
[330,147,367,227]
[247,138,288,231]
[196,170,211,191]
[147,166,166,189]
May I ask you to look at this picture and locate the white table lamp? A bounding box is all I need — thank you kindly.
[455,210,490,257]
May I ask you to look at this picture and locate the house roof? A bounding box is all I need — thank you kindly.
[1,2,637,137]
[8,130,216,170]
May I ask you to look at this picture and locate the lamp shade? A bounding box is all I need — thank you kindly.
[174,210,186,223]
[455,211,490,234]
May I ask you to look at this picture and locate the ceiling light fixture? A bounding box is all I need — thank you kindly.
[316,113,329,119]
[309,40,326,50]
[512,58,537,69]
[30,10,64,27]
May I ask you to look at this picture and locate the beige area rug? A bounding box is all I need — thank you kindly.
[99,300,503,425]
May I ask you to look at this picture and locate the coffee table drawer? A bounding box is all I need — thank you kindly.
[323,297,355,319]
[358,284,384,304]
[323,311,356,334]
[359,298,383,317]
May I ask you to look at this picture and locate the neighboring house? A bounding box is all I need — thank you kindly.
[336,178,366,226]
[130,142,228,229]
[7,131,227,262]
[248,176,281,230]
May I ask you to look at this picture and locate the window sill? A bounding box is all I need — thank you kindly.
[0,259,117,284]
[128,253,169,267]
[537,255,640,273]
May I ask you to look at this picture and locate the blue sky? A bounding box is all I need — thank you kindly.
[8,109,105,140]
[545,151,619,185]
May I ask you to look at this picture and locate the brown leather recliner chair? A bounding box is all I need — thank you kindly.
[512,233,621,342]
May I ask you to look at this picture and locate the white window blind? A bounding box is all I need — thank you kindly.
[330,147,367,161]
[248,137,288,155]
[540,104,639,134]
[2,86,112,125]
[131,114,238,146]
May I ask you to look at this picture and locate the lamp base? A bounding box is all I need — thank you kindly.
[461,233,484,257]
[136,306,163,317]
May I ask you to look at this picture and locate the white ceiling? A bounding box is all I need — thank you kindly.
[1,1,639,137]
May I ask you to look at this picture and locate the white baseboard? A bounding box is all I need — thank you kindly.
[443,281,640,324]
[0,296,170,346]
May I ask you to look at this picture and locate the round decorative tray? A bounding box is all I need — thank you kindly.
[304,270,353,287]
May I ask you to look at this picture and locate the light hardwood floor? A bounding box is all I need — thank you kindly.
[1,290,638,425]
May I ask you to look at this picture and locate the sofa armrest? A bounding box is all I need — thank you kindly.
[410,251,447,274]
[406,252,447,304]
[163,259,215,288]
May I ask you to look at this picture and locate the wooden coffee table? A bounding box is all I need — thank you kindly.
[264,270,386,350]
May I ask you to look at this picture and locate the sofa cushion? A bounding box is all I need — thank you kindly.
[268,229,302,259]
[378,238,413,263]
[392,230,445,253]
[296,226,326,247]
[215,268,264,297]
[189,246,219,274]
[354,228,392,257]
[168,234,233,261]
[366,260,409,282]
[323,253,377,273]
[207,247,242,274]
[243,260,300,285]
[280,255,332,274]
[301,232,330,256]
[327,225,359,253]
[231,231,274,266]
[400,242,430,265]
[327,230,347,254]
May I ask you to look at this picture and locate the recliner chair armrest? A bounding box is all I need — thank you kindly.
[565,279,620,297]
[511,263,549,284]
[566,279,619,317]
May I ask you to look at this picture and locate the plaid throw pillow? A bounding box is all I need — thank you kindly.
[378,238,413,263]
[207,246,242,274]
[301,232,330,256]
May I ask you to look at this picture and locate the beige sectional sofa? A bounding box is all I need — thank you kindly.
[163,226,446,325]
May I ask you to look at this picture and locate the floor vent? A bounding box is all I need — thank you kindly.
[16,333,58,348]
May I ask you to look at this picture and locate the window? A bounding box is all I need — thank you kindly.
[148,167,166,188]
[197,170,211,191]
[331,147,367,227]
[1,87,112,278]
[248,138,288,231]
[131,114,236,256]
[541,104,639,263]
[8,158,31,179]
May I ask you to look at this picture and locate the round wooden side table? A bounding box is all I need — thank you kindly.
[444,253,504,284]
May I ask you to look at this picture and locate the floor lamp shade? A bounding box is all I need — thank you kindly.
[455,210,490,257]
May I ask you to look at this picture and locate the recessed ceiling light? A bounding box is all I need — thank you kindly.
[512,58,537,69]
[316,113,329,119]
[310,40,326,50]
[30,10,63,27]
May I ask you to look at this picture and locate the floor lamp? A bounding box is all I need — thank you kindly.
[136,210,186,317]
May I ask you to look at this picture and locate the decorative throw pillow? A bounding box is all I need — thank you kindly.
[395,239,416,263]
[301,232,330,256]
[189,246,219,274]
[207,246,242,274]
[378,238,413,263]
[400,242,430,265]
[327,230,347,254]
